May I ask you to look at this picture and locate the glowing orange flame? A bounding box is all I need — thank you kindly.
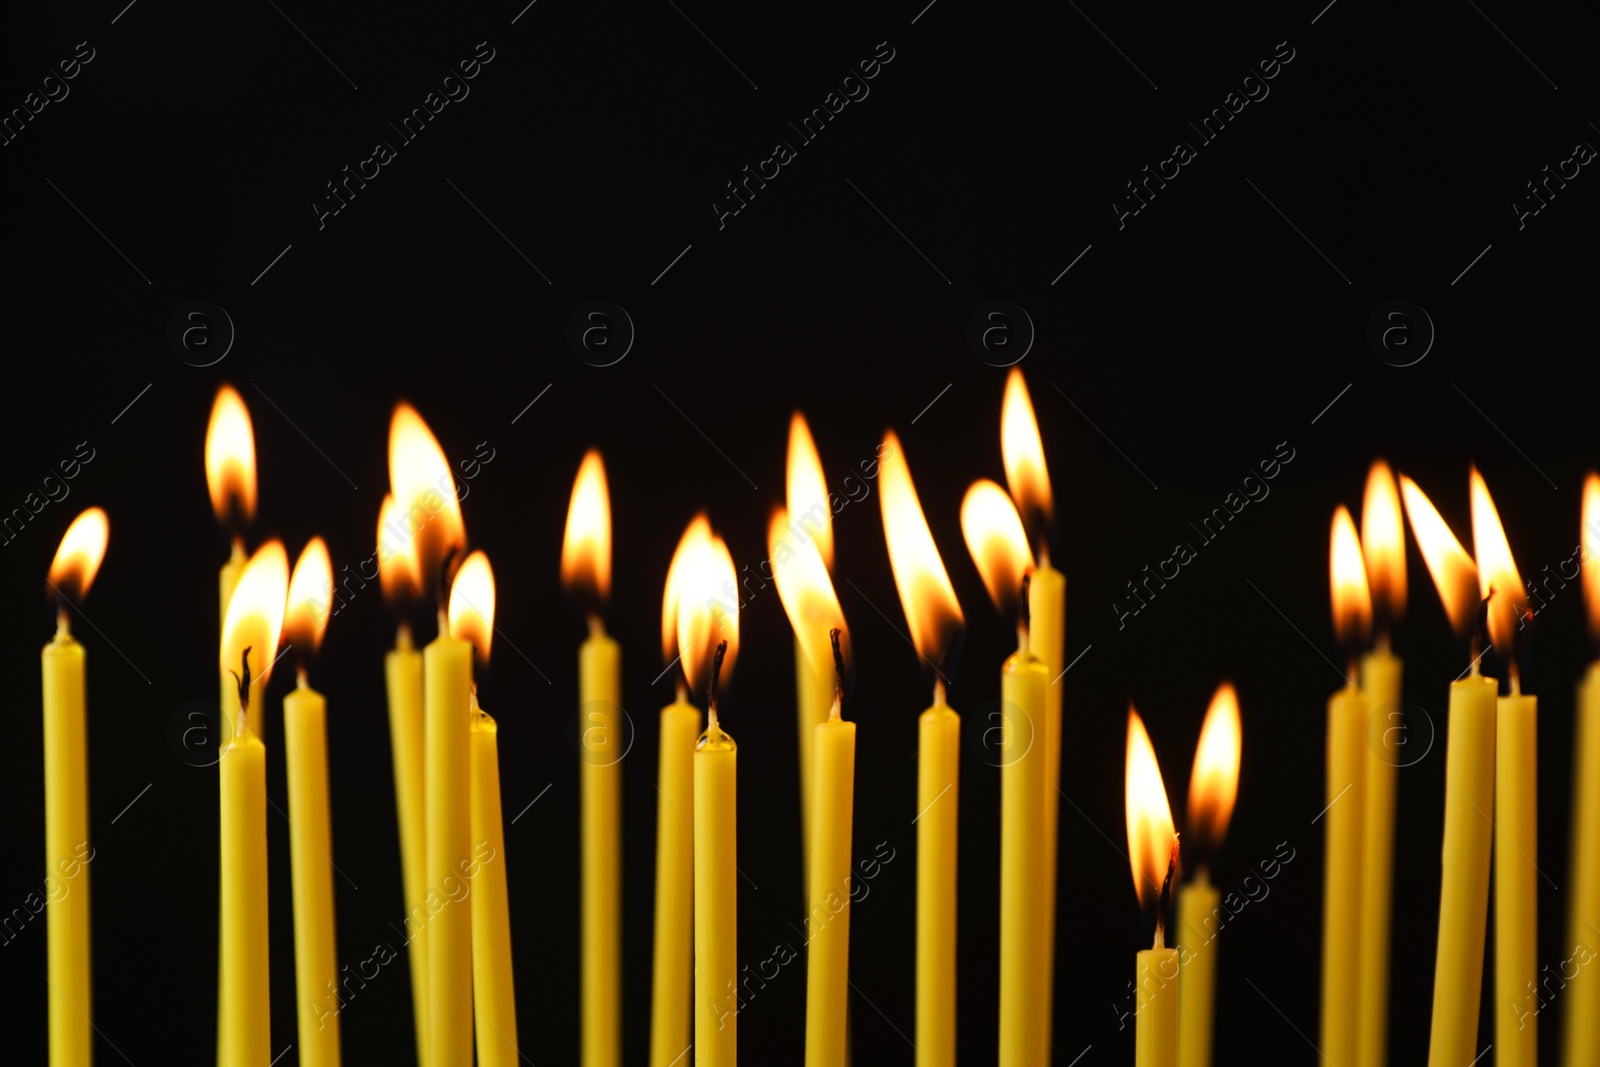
[1361,460,1406,625]
[49,507,109,602]
[1126,706,1177,912]
[787,412,833,571]
[206,385,256,526]
[448,549,495,664]
[1398,474,1479,636]
[561,450,612,610]
[388,403,465,593]
[1584,473,1600,643]
[662,514,712,666]
[1330,506,1373,648]
[284,537,333,657]
[377,493,423,608]
[1186,683,1241,856]
[879,431,964,669]
[220,540,289,688]
[769,507,849,681]
[1001,368,1053,543]
[1470,467,1524,655]
[960,479,1032,617]
[671,519,739,697]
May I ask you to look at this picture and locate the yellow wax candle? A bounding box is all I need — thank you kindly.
[1495,687,1537,1066]
[43,618,91,1067]
[581,620,622,1067]
[1426,671,1497,1066]
[471,701,519,1067]
[218,539,244,1065]
[999,628,1048,1067]
[285,675,341,1067]
[221,537,247,624]
[1138,947,1181,1067]
[916,683,959,1067]
[796,640,833,890]
[1357,642,1403,1067]
[1028,556,1065,1047]
[1565,661,1600,1066]
[425,629,474,1067]
[1321,680,1369,1066]
[385,627,429,1063]
[1176,873,1220,1067]
[695,711,738,1066]
[650,691,702,1067]
[805,683,856,1067]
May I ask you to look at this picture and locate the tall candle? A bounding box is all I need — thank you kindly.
[916,683,960,1067]
[1565,660,1600,1064]
[219,542,288,1067]
[1127,710,1181,1067]
[425,620,474,1067]
[999,620,1048,1066]
[796,646,833,887]
[695,643,738,1067]
[805,633,855,1067]
[42,508,108,1067]
[471,701,519,1067]
[649,685,701,1067]
[1175,873,1219,1067]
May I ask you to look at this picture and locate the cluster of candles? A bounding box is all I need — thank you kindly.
[30,373,1600,1067]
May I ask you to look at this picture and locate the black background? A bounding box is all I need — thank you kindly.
[2,0,1597,1062]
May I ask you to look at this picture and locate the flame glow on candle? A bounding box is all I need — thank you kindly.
[377,493,424,609]
[769,507,850,681]
[1584,473,1600,643]
[879,431,964,674]
[284,537,333,661]
[48,507,110,604]
[664,515,739,697]
[561,450,612,615]
[1398,475,1479,637]
[1185,683,1241,862]
[1126,707,1178,924]
[787,412,833,571]
[388,403,466,592]
[1001,368,1053,549]
[1361,460,1406,629]
[1469,468,1526,660]
[206,385,257,528]
[220,541,289,708]
[960,479,1032,617]
[448,550,496,665]
[1330,506,1373,651]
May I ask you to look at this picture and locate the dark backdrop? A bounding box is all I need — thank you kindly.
[1,0,1597,1062]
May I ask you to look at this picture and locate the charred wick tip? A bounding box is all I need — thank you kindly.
[830,627,845,687]
[437,546,459,606]
[708,640,728,713]
[1157,833,1180,946]
[1020,572,1032,628]
[230,645,255,713]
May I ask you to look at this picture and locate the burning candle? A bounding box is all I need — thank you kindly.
[1471,468,1537,1067]
[786,412,836,891]
[561,450,621,1067]
[219,541,289,1067]
[803,631,855,1067]
[649,517,711,1067]
[1176,683,1241,1067]
[1565,474,1600,1065]
[1356,459,1406,1067]
[1399,474,1495,1067]
[1322,506,1372,1067]
[880,431,966,1067]
[1126,708,1181,1067]
[42,507,108,1066]
[960,475,1046,1065]
[283,538,341,1067]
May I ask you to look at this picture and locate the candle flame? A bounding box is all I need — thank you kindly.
[284,537,333,658]
[672,519,739,697]
[377,493,423,608]
[1470,467,1525,656]
[1126,706,1177,914]
[787,411,833,571]
[662,514,711,666]
[1398,474,1479,636]
[560,449,612,611]
[1584,473,1600,643]
[1186,683,1241,857]
[1001,368,1053,545]
[48,507,109,602]
[448,549,495,664]
[220,540,289,688]
[1361,459,1406,625]
[960,479,1033,617]
[205,384,257,527]
[1330,506,1373,648]
[769,506,850,682]
[879,431,964,670]
[388,402,465,593]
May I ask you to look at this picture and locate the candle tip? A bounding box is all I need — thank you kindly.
[707,639,729,722]
[1154,833,1180,950]
[229,645,255,732]
[588,613,606,640]
[932,676,946,708]
[830,627,846,717]
[55,601,70,638]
